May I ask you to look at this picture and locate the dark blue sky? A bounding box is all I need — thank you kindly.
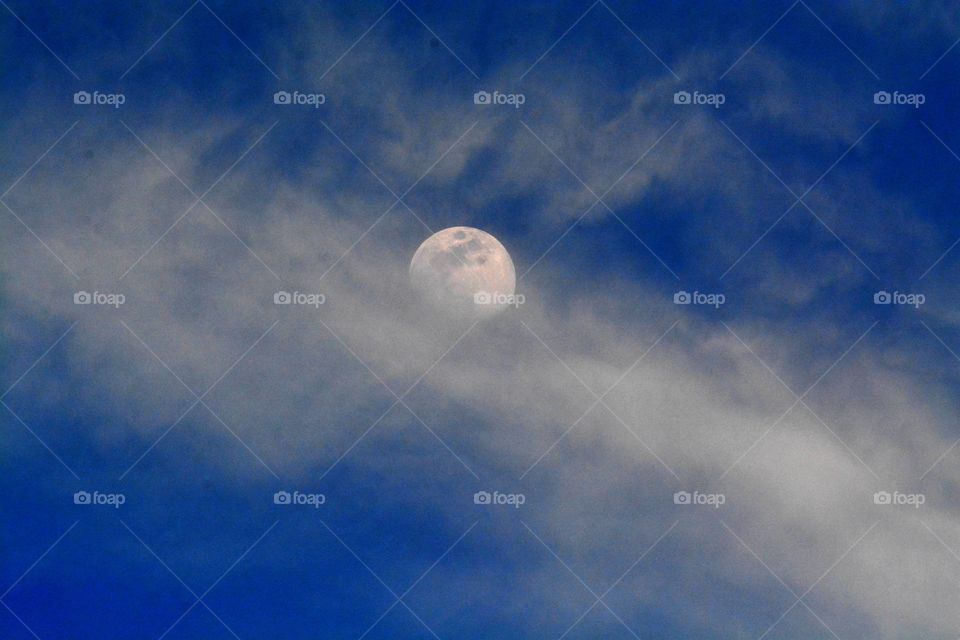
[4,2,960,639]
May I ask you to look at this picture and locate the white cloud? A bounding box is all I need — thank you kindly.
[3,12,960,636]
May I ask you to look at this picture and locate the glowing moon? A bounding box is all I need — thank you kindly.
[409,226,517,318]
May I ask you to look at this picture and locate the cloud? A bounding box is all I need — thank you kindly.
[3,6,960,637]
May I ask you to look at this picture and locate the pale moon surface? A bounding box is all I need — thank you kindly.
[409,226,517,318]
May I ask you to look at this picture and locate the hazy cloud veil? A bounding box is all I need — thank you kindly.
[3,2,960,638]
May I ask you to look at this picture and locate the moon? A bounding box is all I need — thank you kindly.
[409,226,517,319]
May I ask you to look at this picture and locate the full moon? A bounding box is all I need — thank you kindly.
[409,226,517,319]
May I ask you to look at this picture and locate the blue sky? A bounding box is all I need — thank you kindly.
[4,1,960,638]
